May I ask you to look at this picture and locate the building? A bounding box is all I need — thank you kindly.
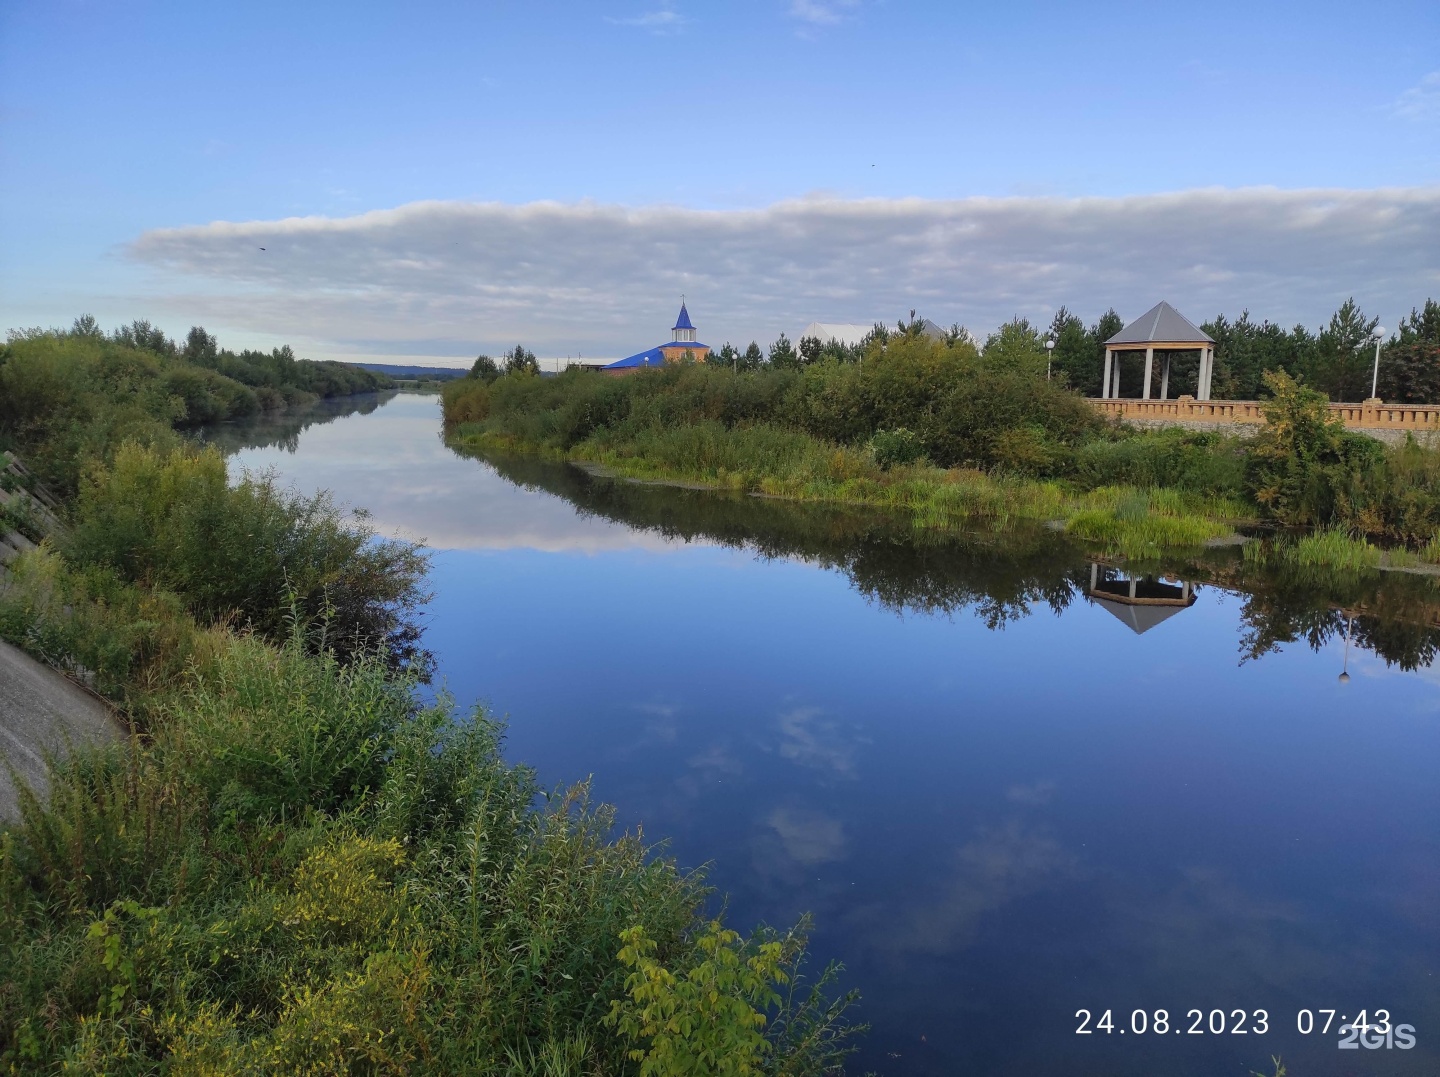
[604,302,711,374]
[1101,301,1216,401]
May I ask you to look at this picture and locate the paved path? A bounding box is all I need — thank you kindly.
[0,639,123,822]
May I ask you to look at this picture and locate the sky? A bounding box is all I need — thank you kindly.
[2,0,1438,366]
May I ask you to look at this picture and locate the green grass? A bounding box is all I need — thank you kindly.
[451,420,1249,552]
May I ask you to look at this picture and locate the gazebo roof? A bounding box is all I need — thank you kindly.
[1090,597,1190,635]
[1106,301,1213,346]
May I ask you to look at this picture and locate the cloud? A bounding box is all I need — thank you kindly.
[126,187,1440,360]
[606,5,687,31]
[788,0,858,26]
[1394,71,1440,121]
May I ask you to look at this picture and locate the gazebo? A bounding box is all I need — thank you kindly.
[1101,301,1216,401]
[1086,564,1197,634]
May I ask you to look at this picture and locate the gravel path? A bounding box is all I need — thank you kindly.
[0,639,123,822]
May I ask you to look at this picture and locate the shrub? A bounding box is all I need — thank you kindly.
[870,428,926,470]
[1247,370,1385,527]
[63,442,431,674]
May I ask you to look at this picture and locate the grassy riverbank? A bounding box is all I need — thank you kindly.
[442,337,1440,562]
[1,330,862,1072]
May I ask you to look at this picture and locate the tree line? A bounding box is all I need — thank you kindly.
[479,298,1440,404]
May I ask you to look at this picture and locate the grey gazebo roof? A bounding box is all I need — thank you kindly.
[1106,301,1214,347]
[1090,597,1191,635]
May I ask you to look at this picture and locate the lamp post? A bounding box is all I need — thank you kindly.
[1339,612,1353,684]
[1045,337,1055,381]
[1368,325,1387,402]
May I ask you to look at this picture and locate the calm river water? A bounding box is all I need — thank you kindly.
[214,391,1439,1076]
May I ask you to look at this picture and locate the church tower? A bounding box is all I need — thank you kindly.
[671,301,697,344]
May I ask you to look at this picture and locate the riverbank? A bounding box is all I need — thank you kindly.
[457,426,1247,557]
[441,351,1440,565]
[0,363,864,1072]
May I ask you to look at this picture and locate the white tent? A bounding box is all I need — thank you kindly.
[797,322,876,347]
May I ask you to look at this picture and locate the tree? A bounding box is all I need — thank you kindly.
[1047,307,1089,391]
[470,354,500,382]
[1376,299,1440,404]
[716,342,739,371]
[112,319,174,355]
[504,344,539,376]
[981,317,1045,375]
[183,326,219,366]
[1298,298,1378,402]
[1203,311,1310,401]
[798,335,822,365]
[768,333,798,369]
[741,341,764,372]
[70,314,103,339]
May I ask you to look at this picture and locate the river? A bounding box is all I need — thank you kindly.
[212,390,1439,1076]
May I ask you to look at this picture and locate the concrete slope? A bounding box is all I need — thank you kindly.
[0,639,124,823]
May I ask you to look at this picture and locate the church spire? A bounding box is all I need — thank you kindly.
[672,299,696,342]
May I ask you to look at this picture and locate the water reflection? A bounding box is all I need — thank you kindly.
[216,392,1440,1077]
[195,390,398,455]
[477,447,1440,675]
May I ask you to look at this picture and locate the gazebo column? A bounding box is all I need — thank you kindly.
[1111,352,1122,398]
[1160,354,1171,400]
[1199,346,1213,401]
[1101,347,1114,399]
[1142,347,1154,400]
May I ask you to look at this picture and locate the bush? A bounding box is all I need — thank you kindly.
[1073,428,1247,498]
[0,631,862,1073]
[1247,370,1385,527]
[63,442,432,675]
[870,428,926,469]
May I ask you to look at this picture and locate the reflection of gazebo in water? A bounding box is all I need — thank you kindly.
[1101,301,1217,402]
[1086,563,1197,634]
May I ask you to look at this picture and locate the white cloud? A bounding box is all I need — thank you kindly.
[126,187,1440,360]
[605,5,687,31]
[789,0,858,26]
[1394,71,1440,121]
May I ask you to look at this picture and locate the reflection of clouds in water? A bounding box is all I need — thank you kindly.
[687,742,742,777]
[228,400,699,555]
[1101,866,1327,992]
[766,805,848,867]
[879,820,1076,955]
[1348,646,1440,708]
[635,702,680,745]
[1006,780,1056,806]
[776,706,865,779]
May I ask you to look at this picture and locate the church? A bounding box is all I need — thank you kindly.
[603,301,711,374]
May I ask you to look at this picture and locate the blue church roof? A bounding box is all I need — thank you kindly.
[605,346,665,369]
[673,302,694,331]
[603,341,711,370]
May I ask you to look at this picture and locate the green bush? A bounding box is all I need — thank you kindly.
[870,428,926,469]
[1073,428,1248,498]
[63,442,431,675]
[1247,370,1386,528]
[0,631,861,1074]
[0,325,387,496]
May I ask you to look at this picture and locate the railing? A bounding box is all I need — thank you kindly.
[1089,397,1440,432]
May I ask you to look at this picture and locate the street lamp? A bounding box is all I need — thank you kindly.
[1339,612,1353,684]
[1045,337,1055,381]
[1368,325,1387,402]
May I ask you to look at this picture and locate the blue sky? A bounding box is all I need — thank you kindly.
[3,0,1438,363]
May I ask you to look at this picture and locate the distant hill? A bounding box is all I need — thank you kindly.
[354,363,468,381]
